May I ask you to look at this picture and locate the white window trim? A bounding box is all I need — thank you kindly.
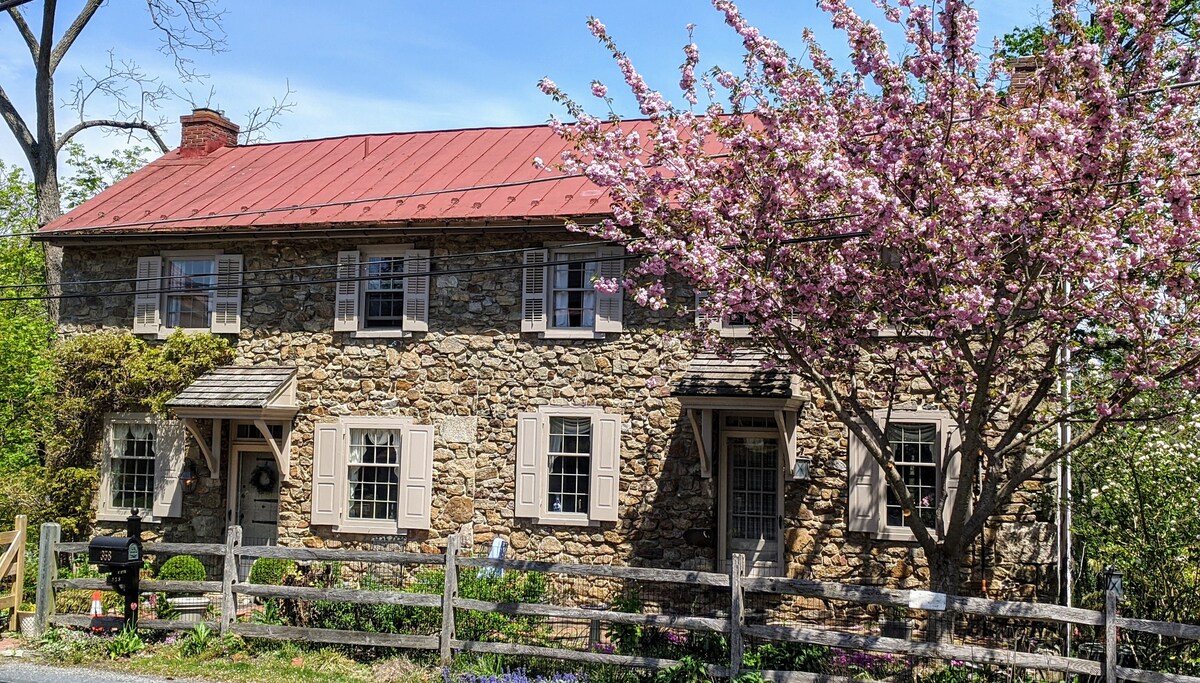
[99,413,186,524]
[334,244,432,338]
[516,405,622,526]
[523,244,623,339]
[310,415,434,535]
[159,249,222,338]
[847,408,960,542]
[355,244,414,339]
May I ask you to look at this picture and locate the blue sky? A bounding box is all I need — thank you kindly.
[0,0,1047,170]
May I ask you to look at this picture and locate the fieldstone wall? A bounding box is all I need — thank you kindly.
[63,228,1057,601]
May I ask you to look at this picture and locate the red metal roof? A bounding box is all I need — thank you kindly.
[41,121,662,235]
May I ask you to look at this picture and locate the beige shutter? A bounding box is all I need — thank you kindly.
[334,250,361,332]
[694,290,721,331]
[521,249,548,333]
[211,254,243,333]
[402,249,430,333]
[846,430,882,534]
[133,256,162,334]
[398,424,434,530]
[98,424,117,518]
[594,246,624,333]
[311,423,341,526]
[514,412,541,518]
[939,424,963,538]
[589,412,622,522]
[152,419,187,518]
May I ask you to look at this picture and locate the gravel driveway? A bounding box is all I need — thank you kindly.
[0,662,207,683]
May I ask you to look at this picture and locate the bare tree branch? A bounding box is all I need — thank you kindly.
[56,119,168,153]
[146,0,227,80]
[49,0,103,74]
[6,5,38,62]
[239,81,295,144]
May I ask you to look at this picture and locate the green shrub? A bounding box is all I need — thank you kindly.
[249,557,296,585]
[285,565,549,643]
[0,466,97,540]
[158,554,207,582]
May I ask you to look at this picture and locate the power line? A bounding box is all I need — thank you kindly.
[0,171,596,240]
[0,236,615,292]
[0,226,867,303]
[2,208,871,293]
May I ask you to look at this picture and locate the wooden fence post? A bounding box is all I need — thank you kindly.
[730,553,746,678]
[440,534,460,667]
[7,515,27,631]
[33,523,60,637]
[221,525,242,635]
[1104,567,1122,683]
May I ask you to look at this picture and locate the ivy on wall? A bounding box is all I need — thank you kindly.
[46,330,234,470]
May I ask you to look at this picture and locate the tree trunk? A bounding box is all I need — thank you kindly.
[925,544,965,643]
[32,145,61,322]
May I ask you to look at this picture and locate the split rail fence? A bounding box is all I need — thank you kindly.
[31,522,1200,683]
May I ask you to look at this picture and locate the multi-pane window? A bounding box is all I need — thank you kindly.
[550,253,598,329]
[729,436,778,543]
[164,257,216,328]
[885,423,937,528]
[363,255,405,329]
[547,416,591,515]
[347,429,401,521]
[112,424,156,510]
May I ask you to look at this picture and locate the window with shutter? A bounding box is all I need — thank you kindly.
[337,245,430,337]
[309,416,435,534]
[99,414,187,523]
[845,409,961,541]
[135,251,243,336]
[513,406,623,525]
[524,246,624,339]
[693,290,753,338]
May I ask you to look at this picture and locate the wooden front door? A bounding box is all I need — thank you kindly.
[236,450,279,580]
[720,431,784,576]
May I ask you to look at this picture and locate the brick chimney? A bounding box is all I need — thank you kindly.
[179,107,240,158]
[1006,56,1040,104]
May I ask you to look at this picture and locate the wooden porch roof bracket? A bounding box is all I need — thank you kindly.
[166,365,299,482]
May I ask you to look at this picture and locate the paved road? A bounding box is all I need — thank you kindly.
[0,662,206,683]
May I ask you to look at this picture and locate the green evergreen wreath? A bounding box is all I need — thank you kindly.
[248,463,277,494]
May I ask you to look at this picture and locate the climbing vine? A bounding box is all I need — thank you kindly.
[46,330,234,470]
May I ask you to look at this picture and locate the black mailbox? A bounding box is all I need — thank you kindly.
[89,536,142,569]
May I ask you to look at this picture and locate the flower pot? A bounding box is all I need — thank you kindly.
[17,611,36,639]
[167,596,210,623]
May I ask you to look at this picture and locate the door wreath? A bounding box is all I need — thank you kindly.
[248,463,278,494]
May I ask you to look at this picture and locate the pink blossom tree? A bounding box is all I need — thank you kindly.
[543,0,1200,600]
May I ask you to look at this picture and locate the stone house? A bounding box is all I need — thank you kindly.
[38,109,1057,597]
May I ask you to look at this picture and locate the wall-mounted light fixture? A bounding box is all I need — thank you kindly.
[792,457,812,482]
[180,460,199,494]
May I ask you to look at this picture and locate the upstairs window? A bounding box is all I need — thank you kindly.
[522,246,624,339]
[695,291,753,338]
[334,247,430,337]
[133,252,243,336]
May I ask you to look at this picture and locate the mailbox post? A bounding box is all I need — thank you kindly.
[88,511,143,630]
